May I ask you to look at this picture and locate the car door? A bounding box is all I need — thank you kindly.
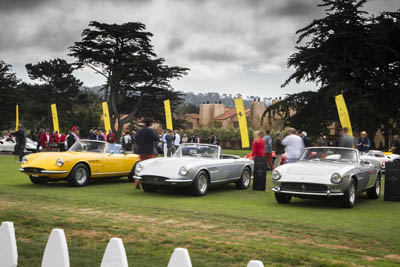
[358,161,375,190]
[103,144,132,176]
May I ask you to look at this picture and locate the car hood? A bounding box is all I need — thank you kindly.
[275,161,357,184]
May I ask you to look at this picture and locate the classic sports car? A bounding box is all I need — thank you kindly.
[271,147,381,208]
[19,140,139,186]
[0,137,41,153]
[134,144,254,196]
[360,150,400,172]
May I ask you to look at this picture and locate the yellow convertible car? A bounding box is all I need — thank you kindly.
[19,139,139,186]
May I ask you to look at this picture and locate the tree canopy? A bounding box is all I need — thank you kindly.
[263,0,400,146]
[0,60,19,130]
[69,21,189,133]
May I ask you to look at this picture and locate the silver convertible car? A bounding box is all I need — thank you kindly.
[134,144,254,196]
[271,147,381,208]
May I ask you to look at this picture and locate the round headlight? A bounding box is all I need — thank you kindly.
[135,163,143,174]
[22,156,28,164]
[331,173,342,184]
[271,169,281,181]
[56,158,64,167]
[179,166,189,176]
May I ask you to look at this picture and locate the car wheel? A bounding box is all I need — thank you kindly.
[192,170,209,196]
[275,192,292,204]
[68,163,90,187]
[141,183,159,192]
[367,174,381,199]
[29,176,47,184]
[236,167,251,189]
[341,179,356,208]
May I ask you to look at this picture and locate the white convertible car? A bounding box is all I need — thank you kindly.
[134,144,254,196]
[360,150,400,172]
[0,137,40,153]
[272,147,381,208]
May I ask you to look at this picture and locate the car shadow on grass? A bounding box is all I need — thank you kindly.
[13,177,132,188]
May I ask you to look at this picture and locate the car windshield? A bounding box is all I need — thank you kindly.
[69,140,106,153]
[174,144,219,159]
[105,143,124,154]
[300,147,358,163]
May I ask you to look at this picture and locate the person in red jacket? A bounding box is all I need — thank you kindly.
[106,129,116,143]
[58,131,67,151]
[252,131,265,158]
[40,128,53,151]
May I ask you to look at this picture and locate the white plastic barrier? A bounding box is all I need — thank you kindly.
[0,222,18,267]
[0,221,265,266]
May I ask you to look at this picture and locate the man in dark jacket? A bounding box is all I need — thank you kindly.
[134,119,159,189]
[12,125,26,161]
[67,126,80,149]
[89,128,105,141]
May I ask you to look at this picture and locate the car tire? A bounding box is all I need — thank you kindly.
[236,167,251,189]
[341,179,356,208]
[29,176,47,184]
[367,175,381,199]
[68,163,90,187]
[275,192,292,204]
[141,183,159,192]
[192,170,209,196]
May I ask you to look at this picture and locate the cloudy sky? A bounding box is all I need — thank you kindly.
[0,0,398,98]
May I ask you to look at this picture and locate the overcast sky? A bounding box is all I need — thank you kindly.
[0,0,398,98]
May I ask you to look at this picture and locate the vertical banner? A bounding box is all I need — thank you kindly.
[164,99,173,131]
[51,104,60,133]
[16,105,19,131]
[102,102,111,133]
[234,98,250,148]
[335,94,353,136]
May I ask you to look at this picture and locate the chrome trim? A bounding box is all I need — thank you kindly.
[133,176,142,180]
[272,187,344,196]
[166,179,193,183]
[210,177,240,184]
[41,170,68,174]
[92,172,130,176]
[18,168,24,172]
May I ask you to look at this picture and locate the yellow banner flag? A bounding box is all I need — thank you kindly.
[16,105,19,131]
[335,94,353,137]
[51,104,60,133]
[234,98,250,148]
[102,102,111,133]
[164,99,173,131]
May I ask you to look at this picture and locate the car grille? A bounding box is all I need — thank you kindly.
[23,167,44,173]
[141,176,167,183]
[281,182,328,193]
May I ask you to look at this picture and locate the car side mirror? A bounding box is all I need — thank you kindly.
[361,160,370,165]
[109,151,114,155]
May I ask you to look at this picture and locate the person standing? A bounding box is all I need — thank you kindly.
[40,129,53,151]
[89,128,105,141]
[173,130,181,153]
[391,135,400,155]
[357,131,370,154]
[165,129,173,157]
[122,131,132,151]
[274,132,285,168]
[106,129,116,143]
[301,131,312,147]
[251,131,265,158]
[135,119,160,189]
[182,134,188,144]
[263,130,274,171]
[58,131,66,151]
[67,126,80,149]
[282,128,304,163]
[338,127,354,148]
[12,125,26,161]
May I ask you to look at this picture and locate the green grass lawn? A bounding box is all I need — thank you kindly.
[1,153,400,266]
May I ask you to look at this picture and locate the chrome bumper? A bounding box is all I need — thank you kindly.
[133,176,192,183]
[19,168,68,174]
[272,187,344,196]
